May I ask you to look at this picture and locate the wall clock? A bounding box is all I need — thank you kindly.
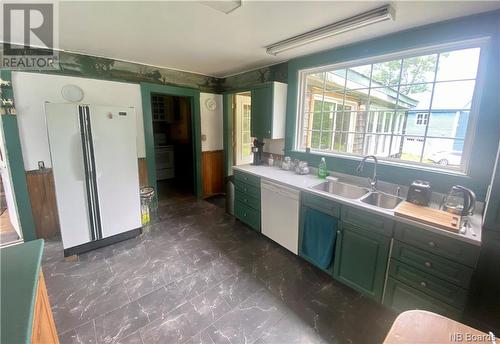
[61,84,84,102]
[205,98,217,111]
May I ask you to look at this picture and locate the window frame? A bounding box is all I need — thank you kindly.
[294,38,488,174]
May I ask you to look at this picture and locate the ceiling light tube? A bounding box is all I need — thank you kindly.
[265,5,395,55]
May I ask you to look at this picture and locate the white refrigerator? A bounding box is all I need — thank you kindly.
[45,103,142,256]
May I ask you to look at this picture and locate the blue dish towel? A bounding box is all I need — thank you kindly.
[301,207,338,269]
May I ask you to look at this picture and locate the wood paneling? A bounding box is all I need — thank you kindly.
[202,150,224,197]
[26,170,60,239]
[138,158,149,187]
[32,271,59,344]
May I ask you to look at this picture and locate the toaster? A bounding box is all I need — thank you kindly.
[407,180,432,206]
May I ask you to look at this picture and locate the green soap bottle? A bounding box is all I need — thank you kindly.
[318,157,328,179]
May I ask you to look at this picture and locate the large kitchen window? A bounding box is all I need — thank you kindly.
[296,43,483,171]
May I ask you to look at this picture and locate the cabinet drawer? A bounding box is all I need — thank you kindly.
[235,190,260,211]
[341,206,394,237]
[234,170,261,188]
[235,181,261,200]
[389,259,468,308]
[394,222,479,267]
[235,201,261,232]
[383,277,462,319]
[301,192,341,218]
[392,241,473,288]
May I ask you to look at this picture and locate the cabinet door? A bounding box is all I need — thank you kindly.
[251,85,273,139]
[333,223,390,301]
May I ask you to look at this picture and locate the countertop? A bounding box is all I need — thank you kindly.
[233,164,482,246]
[1,239,44,344]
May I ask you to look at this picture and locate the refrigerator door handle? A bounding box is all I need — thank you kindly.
[78,105,97,241]
[84,105,103,240]
[78,105,104,241]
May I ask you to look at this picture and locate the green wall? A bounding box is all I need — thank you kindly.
[284,10,500,200]
[0,46,221,93]
[219,63,288,92]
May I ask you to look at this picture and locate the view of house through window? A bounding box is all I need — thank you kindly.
[297,45,482,170]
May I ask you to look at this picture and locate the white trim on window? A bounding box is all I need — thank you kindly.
[294,37,489,174]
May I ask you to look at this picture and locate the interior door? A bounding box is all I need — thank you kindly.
[235,94,253,165]
[89,106,141,238]
[45,103,92,248]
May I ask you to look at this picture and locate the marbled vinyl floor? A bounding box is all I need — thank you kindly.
[43,196,396,344]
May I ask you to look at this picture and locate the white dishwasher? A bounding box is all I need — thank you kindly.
[261,180,300,254]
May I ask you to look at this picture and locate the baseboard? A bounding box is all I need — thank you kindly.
[63,227,142,257]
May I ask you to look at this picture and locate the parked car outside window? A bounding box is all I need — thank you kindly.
[428,150,462,166]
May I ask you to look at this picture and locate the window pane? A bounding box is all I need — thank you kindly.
[304,73,325,102]
[388,135,404,157]
[325,69,347,92]
[400,136,425,162]
[426,110,469,139]
[436,48,480,81]
[424,138,464,167]
[321,111,335,131]
[431,81,475,110]
[346,65,372,89]
[364,134,393,157]
[310,112,322,130]
[345,88,369,110]
[384,112,394,133]
[392,111,407,134]
[403,111,429,136]
[297,45,480,173]
[369,87,399,111]
[320,131,333,150]
[310,130,321,149]
[372,59,402,86]
[302,130,313,149]
[398,84,433,110]
[401,54,437,84]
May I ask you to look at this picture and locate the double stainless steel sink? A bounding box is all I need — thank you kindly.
[310,179,403,210]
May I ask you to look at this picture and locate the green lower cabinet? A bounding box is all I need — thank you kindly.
[383,277,462,319]
[333,223,390,302]
[233,171,261,232]
[235,201,261,232]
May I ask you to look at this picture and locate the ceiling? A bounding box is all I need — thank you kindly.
[55,1,500,78]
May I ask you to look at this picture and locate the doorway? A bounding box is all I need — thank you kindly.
[151,93,195,203]
[233,92,254,166]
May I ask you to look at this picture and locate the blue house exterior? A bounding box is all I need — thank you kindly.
[404,109,468,153]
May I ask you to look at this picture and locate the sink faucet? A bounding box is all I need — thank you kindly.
[356,155,378,191]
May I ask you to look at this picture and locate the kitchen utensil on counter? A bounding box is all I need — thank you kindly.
[268,154,274,167]
[441,185,476,216]
[282,156,292,170]
[251,139,265,165]
[295,161,310,175]
[395,201,461,232]
[407,180,432,206]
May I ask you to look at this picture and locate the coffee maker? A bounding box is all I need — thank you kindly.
[251,139,265,165]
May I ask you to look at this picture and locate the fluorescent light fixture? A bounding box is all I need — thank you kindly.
[201,1,242,14]
[265,5,395,55]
